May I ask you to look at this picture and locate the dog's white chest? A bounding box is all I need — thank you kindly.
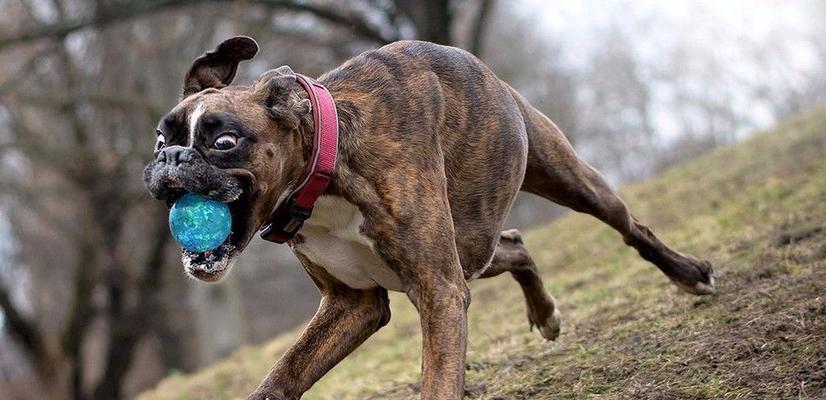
[290,196,403,291]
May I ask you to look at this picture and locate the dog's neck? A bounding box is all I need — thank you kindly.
[259,79,361,219]
[295,80,361,199]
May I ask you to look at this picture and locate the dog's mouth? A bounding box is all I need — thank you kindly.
[146,164,259,282]
[182,242,236,282]
[144,157,265,282]
[177,189,257,282]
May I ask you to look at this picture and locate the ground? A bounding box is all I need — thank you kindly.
[138,106,826,400]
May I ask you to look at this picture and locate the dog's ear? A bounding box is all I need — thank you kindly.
[182,36,259,97]
[253,66,312,131]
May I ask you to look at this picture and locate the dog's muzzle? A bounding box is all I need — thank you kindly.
[143,145,243,205]
[143,145,255,282]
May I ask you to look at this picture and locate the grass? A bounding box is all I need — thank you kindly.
[138,106,826,400]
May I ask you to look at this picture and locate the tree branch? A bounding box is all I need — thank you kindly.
[60,225,98,400]
[0,0,204,51]
[1,108,68,171]
[0,44,55,94]
[0,183,80,236]
[252,0,398,44]
[469,0,495,57]
[393,0,452,44]
[14,91,166,115]
[0,283,50,376]
[92,211,170,400]
[0,0,398,52]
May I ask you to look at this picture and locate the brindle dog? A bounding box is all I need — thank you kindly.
[144,37,715,399]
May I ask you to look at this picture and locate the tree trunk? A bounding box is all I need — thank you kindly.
[469,0,495,56]
[395,0,453,45]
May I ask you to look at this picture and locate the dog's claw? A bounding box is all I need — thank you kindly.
[671,267,717,295]
[665,255,717,296]
[532,308,561,341]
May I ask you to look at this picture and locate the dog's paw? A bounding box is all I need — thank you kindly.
[537,307,561,341]
[668,255,716,296]
[500,228,523,244]
[528,304,561,341]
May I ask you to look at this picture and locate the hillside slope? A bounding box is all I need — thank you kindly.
[139,107,826,400]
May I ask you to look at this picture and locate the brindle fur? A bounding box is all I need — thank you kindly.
[144,37,715,400]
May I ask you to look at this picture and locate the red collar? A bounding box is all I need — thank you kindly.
[260,74,339,243]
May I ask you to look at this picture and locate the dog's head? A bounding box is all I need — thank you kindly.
[144,37,312,282]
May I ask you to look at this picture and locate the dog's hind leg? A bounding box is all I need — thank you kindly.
[514,93,715,295]
[480,229,561,340]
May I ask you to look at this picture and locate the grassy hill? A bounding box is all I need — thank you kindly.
[139,107,826,400]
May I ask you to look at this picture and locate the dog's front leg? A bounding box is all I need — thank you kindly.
[408,276,471,400]
[395,228,470,399]
[247,280,390,400]
[363,168,472,399]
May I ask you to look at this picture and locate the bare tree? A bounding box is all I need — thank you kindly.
[0,0,499,57]
[0,1,499,399]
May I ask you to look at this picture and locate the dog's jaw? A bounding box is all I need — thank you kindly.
[182,241,238,282]
[177,188,260,282]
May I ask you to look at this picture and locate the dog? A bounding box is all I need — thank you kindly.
[144,36,715,399]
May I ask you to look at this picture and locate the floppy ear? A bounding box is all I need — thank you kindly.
[253,66,312,130]
[182,36,259,97]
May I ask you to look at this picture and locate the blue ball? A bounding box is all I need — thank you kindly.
[169,193,232,253]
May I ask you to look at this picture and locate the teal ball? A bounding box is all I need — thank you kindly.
[169,193,232,253]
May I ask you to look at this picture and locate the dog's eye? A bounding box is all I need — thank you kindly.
[214,133,237,150]
[155,134,165,151]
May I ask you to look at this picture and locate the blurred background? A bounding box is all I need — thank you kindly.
[0,0,823,399]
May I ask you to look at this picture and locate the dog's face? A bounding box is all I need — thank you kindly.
[144,37,311,282]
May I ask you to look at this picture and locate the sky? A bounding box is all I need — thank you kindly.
[521,0,817,54]
[512,0,822,141]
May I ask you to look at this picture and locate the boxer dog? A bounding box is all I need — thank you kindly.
[144,36,715,399]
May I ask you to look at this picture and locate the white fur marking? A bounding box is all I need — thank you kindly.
[291,196,403,291]
[188,101,205,147]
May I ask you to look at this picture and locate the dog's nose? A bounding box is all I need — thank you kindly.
[159,145,196,166]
